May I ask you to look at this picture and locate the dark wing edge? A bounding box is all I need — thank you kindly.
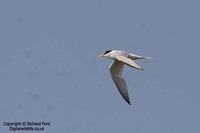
[109,60,131,105]
[110,74,131,105]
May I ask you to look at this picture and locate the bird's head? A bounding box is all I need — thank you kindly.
[97,50,112,58]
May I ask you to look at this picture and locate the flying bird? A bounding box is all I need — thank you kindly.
[97,50,150,105]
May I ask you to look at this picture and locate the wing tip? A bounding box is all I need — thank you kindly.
[140,68,144,71]
[125,99,131,105]
[127,101,131,105]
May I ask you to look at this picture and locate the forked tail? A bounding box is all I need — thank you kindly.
[128,53,151,60]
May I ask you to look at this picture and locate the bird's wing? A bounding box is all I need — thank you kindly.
[109,60,131,105]
[116,56,143,70]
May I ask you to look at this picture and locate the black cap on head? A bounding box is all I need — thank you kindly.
[104,50,112,55]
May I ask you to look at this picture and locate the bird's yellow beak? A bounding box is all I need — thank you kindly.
[97,54,104,58]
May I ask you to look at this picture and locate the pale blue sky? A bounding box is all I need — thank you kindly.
[0,0,200,133]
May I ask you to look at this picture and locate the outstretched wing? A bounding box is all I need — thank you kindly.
[116,56,143,70]
[109,59,131,105]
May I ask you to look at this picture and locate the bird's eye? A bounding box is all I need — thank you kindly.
[104,50,112,54]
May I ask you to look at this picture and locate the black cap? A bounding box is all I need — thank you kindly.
[104,50,112,55]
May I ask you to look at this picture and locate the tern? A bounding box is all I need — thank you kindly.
[97,50,150,105]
